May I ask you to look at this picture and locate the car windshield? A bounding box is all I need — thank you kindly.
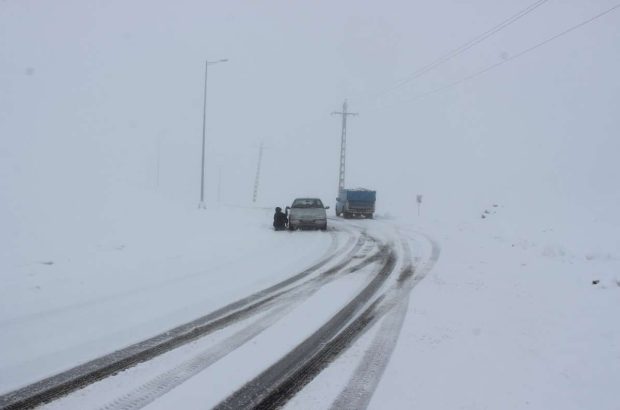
[292,199,323,208]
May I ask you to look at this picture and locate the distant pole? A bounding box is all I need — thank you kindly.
[331,100,358,195]
[199,58,228,209]
[199,61,209,208]
[155,134,161,188]
[252,142,264,203]
[417,194,423,216]
[217,167,222,206]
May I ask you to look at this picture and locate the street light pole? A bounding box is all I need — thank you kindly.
[199,58,228,209]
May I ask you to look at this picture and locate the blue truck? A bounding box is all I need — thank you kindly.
[335,188,376,219]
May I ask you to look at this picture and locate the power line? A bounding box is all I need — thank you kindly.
[242,2,618,164]
[370,0,550,101]
[381,2,620,108]
[254,1,552,150]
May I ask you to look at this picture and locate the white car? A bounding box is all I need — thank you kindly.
[287,198,329,231]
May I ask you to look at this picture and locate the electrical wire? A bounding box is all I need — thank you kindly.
[376,2,620,109]
[368,0,550,101]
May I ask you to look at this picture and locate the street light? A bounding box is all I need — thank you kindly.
[199,58,228,209]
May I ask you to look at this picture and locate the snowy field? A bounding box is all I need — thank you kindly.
[1,193,618,409]
[376,211,620,410]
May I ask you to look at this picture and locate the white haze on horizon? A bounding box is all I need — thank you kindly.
[1,0,619,254]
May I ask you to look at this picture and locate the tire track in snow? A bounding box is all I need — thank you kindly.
[96,233,385,410]
[329,230,441,410]
[0,229,360,410]
[214,243,398,409]
[210,227,439,410]
[98,302,295,410]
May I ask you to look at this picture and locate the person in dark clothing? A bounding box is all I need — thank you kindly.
[273,206,288,231]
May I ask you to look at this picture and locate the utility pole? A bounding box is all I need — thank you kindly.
[331,100,358,194]
[199,58,228,209]
[252,141,264,203]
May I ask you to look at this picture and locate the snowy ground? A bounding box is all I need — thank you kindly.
[373,213,620,410]
[1,196,619,409]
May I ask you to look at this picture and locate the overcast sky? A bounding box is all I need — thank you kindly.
[1,0,619,229]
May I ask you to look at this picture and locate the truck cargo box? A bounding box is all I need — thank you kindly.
[340,189,376,202]
[336,188,376,218]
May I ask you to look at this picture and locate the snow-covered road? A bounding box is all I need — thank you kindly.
[2,205,619,410]
[0,211,439,409]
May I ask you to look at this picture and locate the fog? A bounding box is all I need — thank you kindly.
[2,0,619,244]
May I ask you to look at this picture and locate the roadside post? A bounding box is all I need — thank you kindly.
[416,194,423,216]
